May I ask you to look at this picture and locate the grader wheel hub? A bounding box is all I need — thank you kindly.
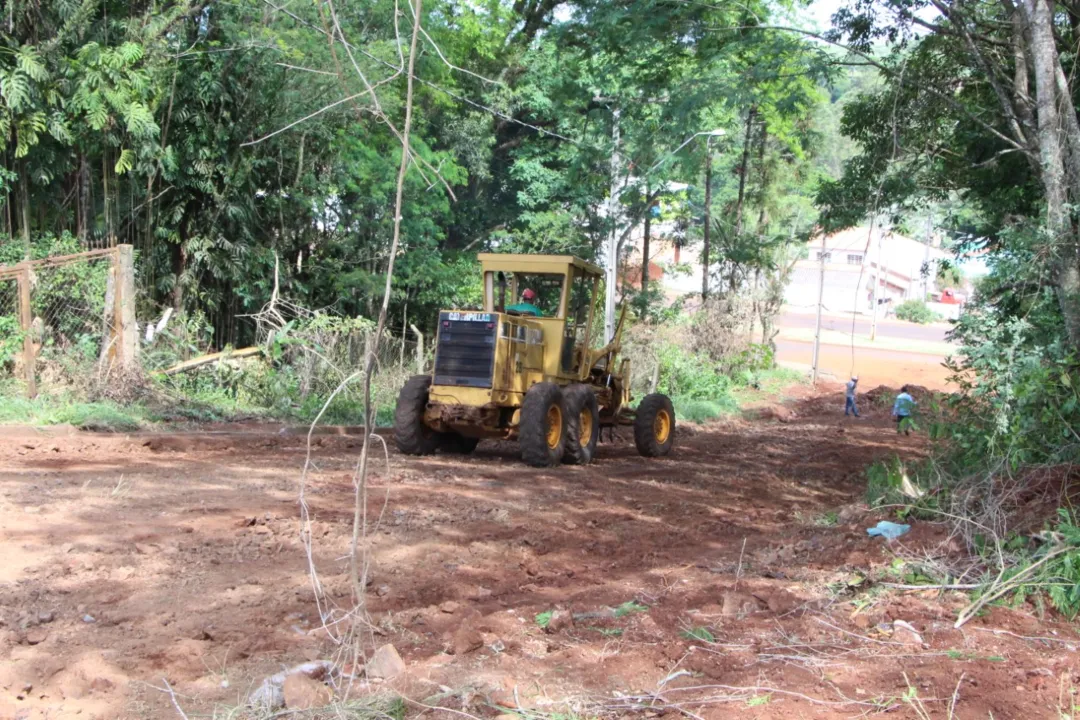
[546,405,563,449]
[579,408,593,447]
[653,409,672,444]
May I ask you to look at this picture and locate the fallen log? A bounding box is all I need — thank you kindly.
[158,346,263,376]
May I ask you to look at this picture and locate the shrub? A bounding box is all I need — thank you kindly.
[675,398,737,423]
[894,299,940,324]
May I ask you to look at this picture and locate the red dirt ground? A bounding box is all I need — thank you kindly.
[2,387,1079,720]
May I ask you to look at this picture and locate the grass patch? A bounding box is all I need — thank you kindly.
[752,366,806,391]
[588,627,623,637]
[945,649,1005,662]
[613,600,649,617]
[796,510,840,527]
[673,397,737,423]
[0,393,147,431]
[672,368,806,425]
[680,626,715,642]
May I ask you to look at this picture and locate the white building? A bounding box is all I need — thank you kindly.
[784,227,953,315]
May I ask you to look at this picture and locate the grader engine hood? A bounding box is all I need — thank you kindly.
[433,311,497,388]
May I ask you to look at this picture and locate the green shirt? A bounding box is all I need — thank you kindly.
[505,302,541,317]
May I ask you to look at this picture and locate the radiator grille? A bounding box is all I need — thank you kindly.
[433,312,496,388]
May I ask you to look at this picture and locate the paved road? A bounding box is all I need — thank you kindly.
[777,311,951,344]
[776,339,951,390]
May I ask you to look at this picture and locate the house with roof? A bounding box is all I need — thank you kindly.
[784,227,956,316]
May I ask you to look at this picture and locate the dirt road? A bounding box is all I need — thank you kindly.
[776,340,953,390]
[1,390,1077,719]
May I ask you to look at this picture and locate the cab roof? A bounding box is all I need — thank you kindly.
[477,253,604,277]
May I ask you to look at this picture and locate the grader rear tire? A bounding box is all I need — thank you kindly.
[634,393,676,457]
[520,382,567,467]
[394,375,441,456]
[562,384,599,465]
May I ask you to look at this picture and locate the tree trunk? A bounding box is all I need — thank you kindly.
[1012,6,1036,139]
[78,153,90,246]
[1023,0,1080,348]
[19,159,30,259]
[1052,62,1080,196]
[172,229,187,312]
[702,145,713,300]
[642,182,651,297]
[734,106,757,235]
[755,127,770,231]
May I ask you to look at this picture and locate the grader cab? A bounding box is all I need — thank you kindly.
[393,253,676,467]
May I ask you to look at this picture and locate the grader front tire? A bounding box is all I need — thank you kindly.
[520,382,567,467]
[394,375,441,456]
[634,393,676,457]
[562,384,599,465]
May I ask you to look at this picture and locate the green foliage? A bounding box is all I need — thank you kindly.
[656,344,734,402]
[1032,510,1080,619]
[942,227,1080,468]
[0,316,23,367]
[893,300,940,325]
[674,398,738,423]
[534,610,554,629]
[0,390,147,430]
[680,626,715,642]
[945,649,1005,662]
[0,0,840,355]
[613,600,649,618]
[593,627,623,637]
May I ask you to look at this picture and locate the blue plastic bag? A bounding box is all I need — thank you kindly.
[866,521,911,540]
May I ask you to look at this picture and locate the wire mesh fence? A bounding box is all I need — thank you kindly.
[0,274,21,383]
[0,247,135,397]
[30,254,117,389]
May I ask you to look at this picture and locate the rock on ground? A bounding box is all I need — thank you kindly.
[283,673,332,709]
[367,644,406,680]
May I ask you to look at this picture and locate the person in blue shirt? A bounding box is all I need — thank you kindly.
[506,288,542,317]
[844,375,860,417]
[892,385,916,435]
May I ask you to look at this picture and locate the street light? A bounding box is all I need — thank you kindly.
[603,128,725,343]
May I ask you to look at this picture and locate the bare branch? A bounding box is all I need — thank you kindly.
[419,24,504,85]
[349,0,424,612]
[241,91,372,146]
[275,61,338,76]
[697,19,1034,155]
[260,0,577,144]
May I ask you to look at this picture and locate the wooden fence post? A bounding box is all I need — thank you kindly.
[17,264,36,398]
[410,324,424,374]
[113,245,138,368]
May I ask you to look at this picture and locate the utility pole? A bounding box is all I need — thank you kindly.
[702,135,714,301]
[870,220,882,341]
[922,211,932,300]
[604,107,621,344]
[812,234,826,384]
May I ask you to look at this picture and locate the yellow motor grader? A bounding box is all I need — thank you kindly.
[393,253,676,467]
